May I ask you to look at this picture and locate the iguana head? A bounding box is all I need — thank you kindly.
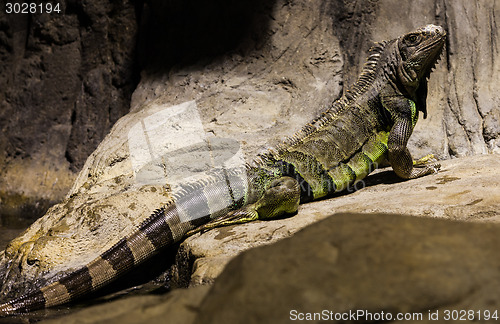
[397,24,446,118]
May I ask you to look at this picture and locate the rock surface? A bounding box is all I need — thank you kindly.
[171,154,500,287]
[40,286,211,324]
[36,153,500,324]
[0,0,499,322]
[195,213,500,324]
[0,0,138,219]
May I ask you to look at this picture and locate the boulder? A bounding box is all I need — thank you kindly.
[0,0,499,322]
[172,154,500,287]
[36,154,500,324]
[196,212,500,324]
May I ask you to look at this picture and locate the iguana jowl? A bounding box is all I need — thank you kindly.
[0,24,446,315]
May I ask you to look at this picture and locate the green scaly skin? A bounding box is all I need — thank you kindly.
[0,24,446,316]
[192,24,446,233]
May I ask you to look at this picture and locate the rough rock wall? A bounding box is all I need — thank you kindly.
[0,0,499,312]
[443,1,500,156]
[0,0,138,219]
[131,0,500,162]
[129,0,343,156]
[1,0,499,220]
[329,0,500,158]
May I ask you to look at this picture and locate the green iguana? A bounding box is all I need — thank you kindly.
[0,24,446,316]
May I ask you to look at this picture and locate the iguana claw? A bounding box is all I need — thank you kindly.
[413,154,441,173]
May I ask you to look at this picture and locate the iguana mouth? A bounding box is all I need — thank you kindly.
[0,254,20,303]
[422,36,445,59]
[0,249,36,302]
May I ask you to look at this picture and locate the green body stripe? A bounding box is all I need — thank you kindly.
[362,131,389,166]
[328,163,356,192]
[409,99,418,128]
[278,150,335,199]
[347,152,374,182]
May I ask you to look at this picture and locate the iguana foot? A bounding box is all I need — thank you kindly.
[413,154,437,166]
[186,207,259,236]
[413,154,441,173]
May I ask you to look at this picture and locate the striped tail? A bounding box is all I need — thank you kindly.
[0,171,248,316]
[0,206,181,316]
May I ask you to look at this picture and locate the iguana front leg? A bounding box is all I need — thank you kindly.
[384,96,440,179]
[187,176,300,235]
[388,115,440,179]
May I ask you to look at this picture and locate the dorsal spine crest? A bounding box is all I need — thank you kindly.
[270,40,389,155]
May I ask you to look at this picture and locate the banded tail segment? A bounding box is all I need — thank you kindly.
[0,207,177,315]
[0,171,249,316]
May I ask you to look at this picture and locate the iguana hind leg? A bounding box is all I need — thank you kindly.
[187,176,300,236]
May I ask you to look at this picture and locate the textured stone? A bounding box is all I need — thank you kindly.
[130,0,343,156]
[0,0,499,322]
[0,0,138,219]
[172,154,500,287]
[195,213,500,324]
[40,286,210,324]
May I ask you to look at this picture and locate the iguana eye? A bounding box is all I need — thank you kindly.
[405,34,421,45]
[27,258,38,266]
